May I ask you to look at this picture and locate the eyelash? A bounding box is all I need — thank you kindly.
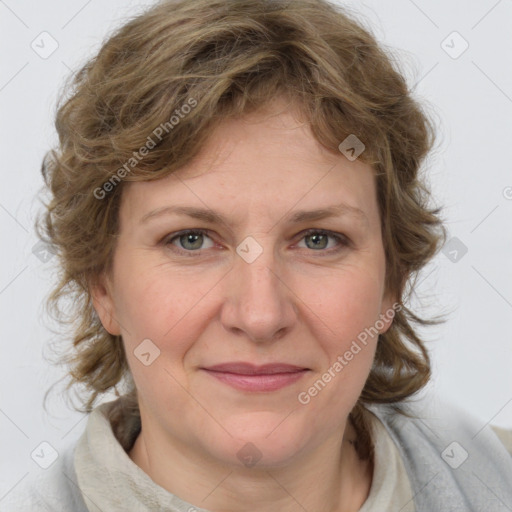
[162,228,350,257]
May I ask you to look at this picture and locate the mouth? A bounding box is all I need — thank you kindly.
[201,362,310,392]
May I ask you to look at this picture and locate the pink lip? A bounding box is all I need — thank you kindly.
[201,362,309,392]
[204,362,308,374]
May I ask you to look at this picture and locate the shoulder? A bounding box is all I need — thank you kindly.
[1,441,88,512]
[369,395,510,445]
[366,395,512,510]
[368,395,512,460]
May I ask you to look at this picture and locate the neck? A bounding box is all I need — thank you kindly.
[128,414,373,512]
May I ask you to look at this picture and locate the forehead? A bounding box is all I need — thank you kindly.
[121,108,379,228]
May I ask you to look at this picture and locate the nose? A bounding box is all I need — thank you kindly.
[220,244,297,344]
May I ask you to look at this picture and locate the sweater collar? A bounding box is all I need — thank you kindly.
[73,398,410,511]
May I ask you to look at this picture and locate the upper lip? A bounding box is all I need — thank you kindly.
[202,362,309,375]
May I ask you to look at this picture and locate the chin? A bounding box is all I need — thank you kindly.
[206,412,314,469]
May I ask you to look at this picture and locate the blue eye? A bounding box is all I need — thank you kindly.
[165,229,214,253]
[297,229,349,253]
[163,228,349,256]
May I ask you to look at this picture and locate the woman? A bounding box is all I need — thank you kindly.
[4,0,512,510]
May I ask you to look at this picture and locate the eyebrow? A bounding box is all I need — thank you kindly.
[140,204,369,227]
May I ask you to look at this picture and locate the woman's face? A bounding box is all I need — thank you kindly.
[93,102,395,468]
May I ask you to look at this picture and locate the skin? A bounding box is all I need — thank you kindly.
[92,98,396,512]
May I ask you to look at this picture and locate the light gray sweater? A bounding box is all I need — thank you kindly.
[2,396,512,511]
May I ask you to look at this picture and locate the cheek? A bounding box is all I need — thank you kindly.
[115,266,213,408]
[295,271,384,418]
[112,250,211,337]
[113,261,222,394]
[304,265,385,344]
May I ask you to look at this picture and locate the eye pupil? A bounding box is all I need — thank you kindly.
[181,233,203,250]
[306,233,328,250]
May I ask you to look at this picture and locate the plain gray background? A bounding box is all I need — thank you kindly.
[1,0,511,498]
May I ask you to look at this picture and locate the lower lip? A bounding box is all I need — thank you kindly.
[202,369,309,392]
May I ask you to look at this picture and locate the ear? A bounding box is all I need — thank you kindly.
[378,289,400,335]
[89,272,121,336]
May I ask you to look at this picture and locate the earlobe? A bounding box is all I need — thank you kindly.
[89,273,121,336]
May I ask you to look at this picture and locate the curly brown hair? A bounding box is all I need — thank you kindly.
[37,0,446,459]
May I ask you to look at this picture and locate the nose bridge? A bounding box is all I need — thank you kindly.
[221,239,295,342]
[241,255,280,300]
